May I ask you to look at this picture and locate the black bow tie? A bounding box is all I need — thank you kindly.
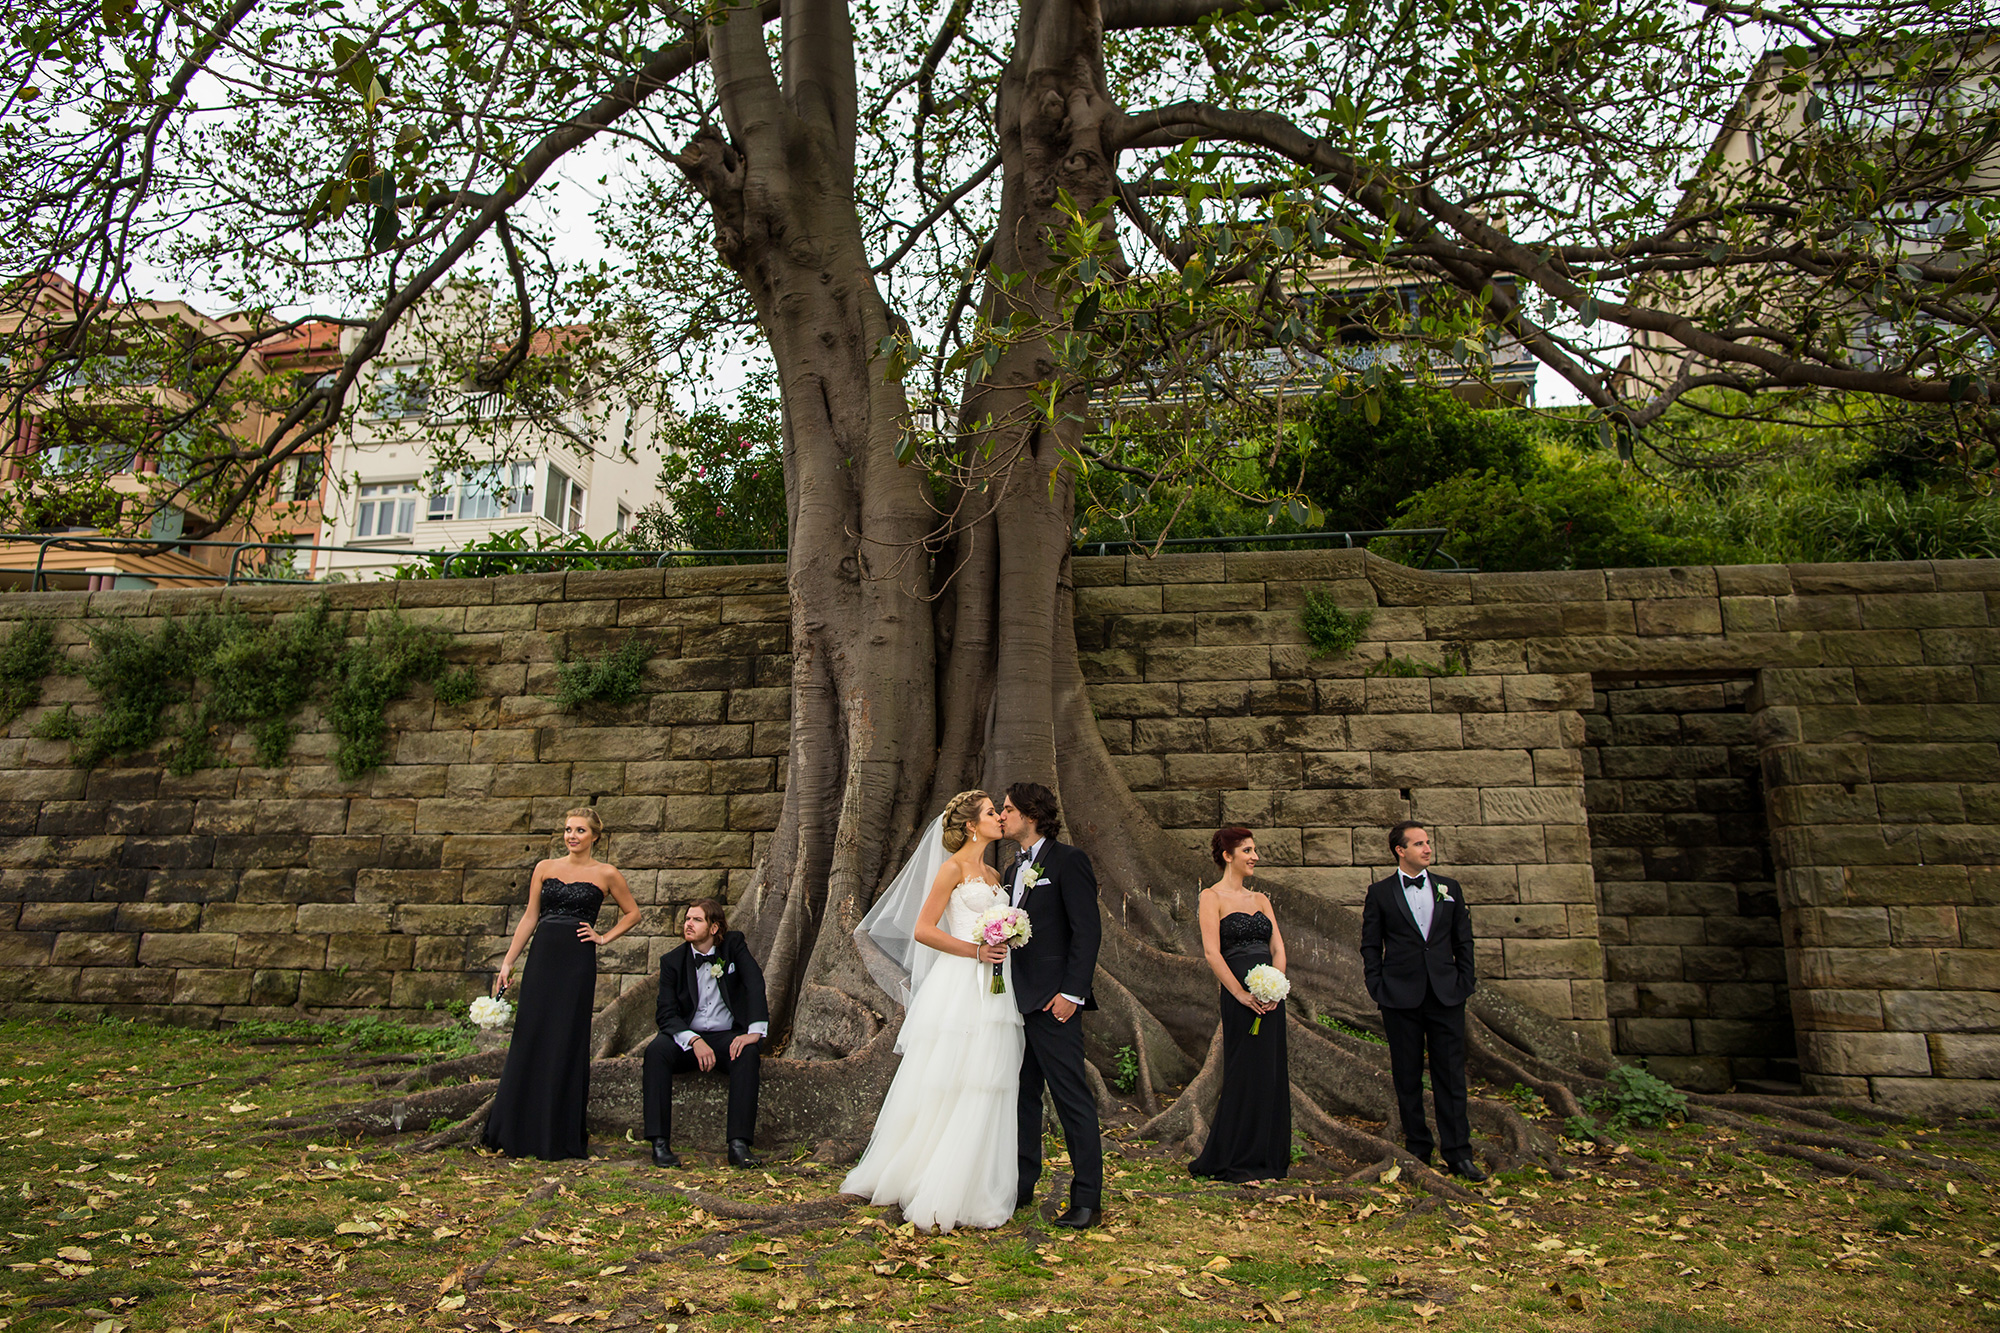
[694,950,714,960]
[1402,875,1425,891]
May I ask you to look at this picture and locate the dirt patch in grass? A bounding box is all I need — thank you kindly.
[0,1017,1995,1333]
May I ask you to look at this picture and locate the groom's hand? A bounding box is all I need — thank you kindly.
[729,1033,761,1060]
[1043,995,1078,1023]
[691,1037,717,1072]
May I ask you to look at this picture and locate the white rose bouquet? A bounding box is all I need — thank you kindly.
[469,996,514,1031]
[975,905,1033,994]
[1243,964,1290,1035]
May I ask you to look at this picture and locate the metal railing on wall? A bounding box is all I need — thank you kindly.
[0,534,789,592]
[1076,527,1460,571]
[0,525,1460,592]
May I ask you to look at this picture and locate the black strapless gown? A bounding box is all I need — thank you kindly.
[1190,910,1291,1183]
[483,879,604,1160]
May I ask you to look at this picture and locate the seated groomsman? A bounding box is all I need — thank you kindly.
[1359,822,1486,1183]
[644,898,769,1168]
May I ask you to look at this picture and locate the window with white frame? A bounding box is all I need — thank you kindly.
[373,367,432,418]
[616,504,631,535]
[544,464,586,532]
[356,481,419,539]
[428,463,536,522]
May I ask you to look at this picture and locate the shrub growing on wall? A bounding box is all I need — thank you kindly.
[58,598,465,778]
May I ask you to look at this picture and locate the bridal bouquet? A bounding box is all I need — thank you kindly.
[975,906,1033,994]
[1243,965,1290,1035]
[469,996,514,1031]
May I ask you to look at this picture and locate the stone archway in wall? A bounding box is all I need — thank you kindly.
[1584,672,1800,1094]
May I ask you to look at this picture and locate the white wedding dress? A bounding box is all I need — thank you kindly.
[841,874,1025,1231]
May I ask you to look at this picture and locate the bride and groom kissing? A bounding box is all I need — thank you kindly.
[844,782,1105,1233]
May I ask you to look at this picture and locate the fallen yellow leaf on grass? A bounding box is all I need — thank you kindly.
[1203,1255,1232,1271]
[226,1103,259,1115]
[1278,1290,1304,1303]
[1532,1237,1564,1252]
[1412,1301,1443,1323]
[944,1273,971,1286]
[56,1247,91,1263]
[1380,1164,1402,1186]
[334,1221,381,1236]
[435,1295,466,1311]
[1103,1273,1136,1287]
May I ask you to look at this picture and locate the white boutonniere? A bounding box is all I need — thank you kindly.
[1435,884,1453,904]
[708,960,726,981]
[1027,862,1045,883]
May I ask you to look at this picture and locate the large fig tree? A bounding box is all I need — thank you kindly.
[8,0,1992,1179]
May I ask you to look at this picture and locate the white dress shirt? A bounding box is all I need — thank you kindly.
[675,945,770,1050]
[1013,837,1084,1007]
[1401,870,1435,939]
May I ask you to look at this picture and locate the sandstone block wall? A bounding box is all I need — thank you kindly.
[0,568,790,1025]
[1,551,1996,1113]
[1586,677,1793,1092]
[1073,554,1608,1044]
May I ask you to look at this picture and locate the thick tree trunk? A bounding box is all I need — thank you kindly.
[676,0,941,1058]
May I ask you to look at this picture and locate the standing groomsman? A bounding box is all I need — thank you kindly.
[1359,822,1486,1182]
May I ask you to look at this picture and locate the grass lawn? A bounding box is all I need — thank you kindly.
[1,1017,1996,1333]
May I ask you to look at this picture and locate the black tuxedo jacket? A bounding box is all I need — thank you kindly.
[1359,871,1476,1009]
[656,931,770,1036]
[1004,837,1102,1014]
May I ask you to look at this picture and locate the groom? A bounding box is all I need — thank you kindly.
[999,781,1104,1229]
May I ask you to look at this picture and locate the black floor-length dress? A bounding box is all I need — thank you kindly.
[482,879,604,1160]
[1189,910,1291,1183]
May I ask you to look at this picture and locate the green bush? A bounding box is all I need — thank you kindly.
[1284,382,1539,531]
[1299,591,1372,657]
[323,612,457,778]
[1111,1045,1140,1093]
[633,394,787,555]
[1583,1064,1688,1128]
[1687,480,2000,564]
[0,619,59,728]
[1379,453,1728,572]
[394,526,656,578]
[554,637,651,710]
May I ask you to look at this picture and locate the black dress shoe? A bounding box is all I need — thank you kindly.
[1016,1195,1036,1212]
[651,1139,681,1169]
[1445,1157,1488,1183]
[728,1139,759,1169]
[1050,1205,1099,1229]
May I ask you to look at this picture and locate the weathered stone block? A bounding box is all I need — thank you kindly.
[201,903,296,934]
[75,967,173,1005]
[1930,1035,2000,1080]
[134,930,238,967]
[1635,599,1723,637]
[296,903,393,933]
[1800,1030,1930,1076]
[1790,987,1884,1030]
[1795,947,1937,990]
[1502,936,1603,978]
[1618,1016,1694,1055]
[1347,715,1462,750]
[354,868,463,904]
[1164,753,1249,789]
[1372,749,1535,788]
[52,932,138,966]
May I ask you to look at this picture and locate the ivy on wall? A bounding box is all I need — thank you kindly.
[29,598,475,779]
[0,619,58,729]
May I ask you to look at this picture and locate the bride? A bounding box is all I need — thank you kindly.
[842,790,1025,1231]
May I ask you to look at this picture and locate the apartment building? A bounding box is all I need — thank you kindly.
[1619,38,1997,402]
[0,275,335,590]
[313,308,668,581]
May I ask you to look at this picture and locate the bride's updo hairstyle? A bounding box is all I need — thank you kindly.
[939,789,992,853]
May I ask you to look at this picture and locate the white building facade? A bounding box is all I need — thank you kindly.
[315,314,668,580]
